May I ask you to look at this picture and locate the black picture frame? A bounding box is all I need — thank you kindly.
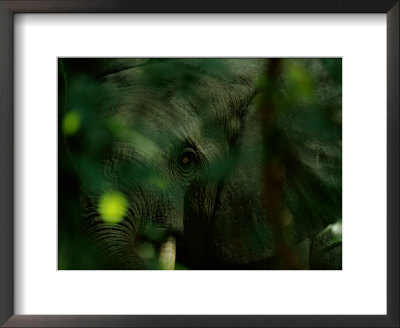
[0,1,398,327]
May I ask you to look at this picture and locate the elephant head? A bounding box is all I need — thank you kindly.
[59,58,342,270]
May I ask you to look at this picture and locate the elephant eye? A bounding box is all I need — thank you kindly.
[177,148,198,175]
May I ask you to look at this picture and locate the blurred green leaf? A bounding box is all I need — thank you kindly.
[98,191,128,224]
[62,110,81,136]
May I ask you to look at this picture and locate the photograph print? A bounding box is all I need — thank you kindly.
[58,58,342,270]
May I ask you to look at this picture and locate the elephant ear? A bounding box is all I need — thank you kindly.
[209,59,342,268]
[209,100,276,268]
[204,59,275,268]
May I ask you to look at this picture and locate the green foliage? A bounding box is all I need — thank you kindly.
[62,110,81,136]
[98,191,128,224]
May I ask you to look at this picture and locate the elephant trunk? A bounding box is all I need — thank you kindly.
[159,236,176,270]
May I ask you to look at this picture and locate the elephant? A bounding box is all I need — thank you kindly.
[58,58,342,270]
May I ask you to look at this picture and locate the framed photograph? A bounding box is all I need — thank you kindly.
[0,1,398,327]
